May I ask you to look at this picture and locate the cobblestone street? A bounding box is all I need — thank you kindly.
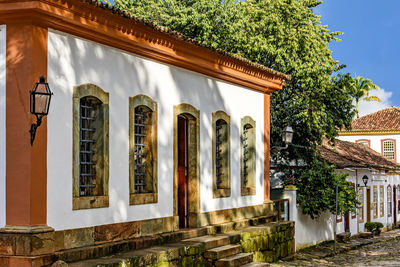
[272,232,400,267]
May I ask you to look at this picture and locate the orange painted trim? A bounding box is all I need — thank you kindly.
[381,138,397,162]
[6,23,48,226]
[0,0,287,94]
[355,139,371,148]
[264,94,270,201]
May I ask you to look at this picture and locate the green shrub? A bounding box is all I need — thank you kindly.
[365,222,384,232]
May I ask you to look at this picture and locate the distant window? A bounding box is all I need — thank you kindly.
[380,185,384,217]
[356,139,370,147]
[388,185,392,217]
[382,139,396,160]
[358,187,364,223]
[398,186,400,214]
[373,185,378,219]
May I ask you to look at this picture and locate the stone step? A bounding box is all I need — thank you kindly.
[69,243,188,267]
[183,234,231,250]
[215,252,253,267]
[178,227,210,239]
[204,244,242,260]
[241,262,270,267]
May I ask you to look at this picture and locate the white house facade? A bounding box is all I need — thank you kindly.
[0,1,289,266]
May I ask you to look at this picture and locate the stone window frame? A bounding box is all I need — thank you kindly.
[358,187,364,223]
[73,84,109,210]
[129,94,158,205]
[380,185,384,217]
[240,116,256,196]
[388,185,392,217]
[381,139,396,162]
[212,110,231,198]
[373,185,378,219]
[355,139,370,148]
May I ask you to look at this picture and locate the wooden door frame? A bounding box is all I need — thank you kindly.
[366,186,371,223]
[173,104,200,228]
[344,212,350,232]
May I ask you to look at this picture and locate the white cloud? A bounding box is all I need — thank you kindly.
[357,88,393,117]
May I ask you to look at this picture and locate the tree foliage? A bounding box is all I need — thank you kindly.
[110,0,358,218]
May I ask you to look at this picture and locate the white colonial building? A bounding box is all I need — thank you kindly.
[281,138,400,250]
[0,0,289,266]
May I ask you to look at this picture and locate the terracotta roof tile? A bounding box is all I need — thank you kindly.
[351,107,400,131]
[319,138,400,171]
[81,0,291,81]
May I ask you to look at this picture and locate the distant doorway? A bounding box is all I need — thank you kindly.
[344,212,350,232]
[394,185,397,225]
[367,187,371,223]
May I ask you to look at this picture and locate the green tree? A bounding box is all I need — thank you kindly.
[110,0,357,218]
[347,76,380,118]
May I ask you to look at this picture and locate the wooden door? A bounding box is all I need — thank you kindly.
[367,187,371,223]
[345,212,350,232]
[394,186,397,225]
[178,115,189,228]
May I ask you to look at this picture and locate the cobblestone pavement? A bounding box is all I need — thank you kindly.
[272,231,400,267]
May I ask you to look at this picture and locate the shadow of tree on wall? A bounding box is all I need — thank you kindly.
[47,30,268,230]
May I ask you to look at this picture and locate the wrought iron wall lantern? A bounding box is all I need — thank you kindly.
[357,175,369,187]
[272,125,294,151]
[29,76,53,145]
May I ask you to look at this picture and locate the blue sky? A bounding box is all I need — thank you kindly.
[315,0,400,116]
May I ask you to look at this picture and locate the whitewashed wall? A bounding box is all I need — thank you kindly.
[284,188,334,250]
[339,135,400,163]
[0,25,6,229]
[47,30,265,230]
[286,169,400,250]
[340,169,400,234]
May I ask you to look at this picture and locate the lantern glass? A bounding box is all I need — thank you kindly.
[362,175,368,187]
[282,125,294,144]
[30,76,52,116]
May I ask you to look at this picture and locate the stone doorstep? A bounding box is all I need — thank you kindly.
[241,262,270,267]
[215,252,253,267]
[68,243,189,267]
[204,244,242,260]
[182,234,232,250]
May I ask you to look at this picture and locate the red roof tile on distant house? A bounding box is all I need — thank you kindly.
[350,107,400,131]
[319,138,400,171]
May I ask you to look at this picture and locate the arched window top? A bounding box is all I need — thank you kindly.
[73,83,109,104]
[241,116,256,129]
[213,110,230,124]
[174,103,200,120]
[130,94,157,112]
[356,139,370,147]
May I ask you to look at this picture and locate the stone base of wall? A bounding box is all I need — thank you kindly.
[0,203,276,266]
[240,221,295,263]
